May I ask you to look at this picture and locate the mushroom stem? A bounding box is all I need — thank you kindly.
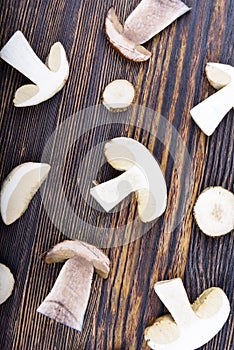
[155,279,197,327]
[37,256,94,331]
[190,82,234,136]
[0,31,53,86]
[91,165,147,212]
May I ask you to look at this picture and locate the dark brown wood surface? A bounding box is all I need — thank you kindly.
[0,0,233,349]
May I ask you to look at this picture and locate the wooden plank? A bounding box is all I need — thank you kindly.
[0,0,233,349]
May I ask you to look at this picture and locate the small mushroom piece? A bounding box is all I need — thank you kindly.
[0,31,69,106]
[37,240,110,331]
[102,79,135,112]
[190,63,234,136]
[90,137,167,222]
[194,187,234,237]
[105,1,191,62]
[144,278,230,350]
[0,162,51,225]
[0,263,15,304]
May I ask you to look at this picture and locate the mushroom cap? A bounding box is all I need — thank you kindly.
[124,0,191,45]
[104,137,167,222]
[0,162,50,225]
[43,240,110,279]
[206,62,234,90]
[105,7,151,62]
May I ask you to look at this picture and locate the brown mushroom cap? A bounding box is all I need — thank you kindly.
[42,240,110,279]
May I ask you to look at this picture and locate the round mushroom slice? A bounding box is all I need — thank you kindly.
[90,137,167,222]
[102,79,135,112]
[37,240,110,331]
[0,162,51,225]
[0,263,15,304]
[194,187,234,237]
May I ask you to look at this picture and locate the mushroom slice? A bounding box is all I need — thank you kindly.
[124,0,191,45]
[105,1,191,62]
[194,187,234,237]
[91,137,167,222]
[102,79,135,112]
[0,31,69,107]
[0,162,51,225]
[0,263,15,304]
[105,7,151,62]
[144,278,230,350]
[37,240,110,331]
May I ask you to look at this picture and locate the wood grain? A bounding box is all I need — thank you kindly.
[0,0,233,349]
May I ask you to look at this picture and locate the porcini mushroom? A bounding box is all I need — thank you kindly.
[102,79,135,112]
[37,240,110,331]
[194,187,234,237]
[0,162,51,225]
[0,31,69,106]
[0,263,15,305]
[90,137,167,222]
[190,63,234,136]
[144,278,230,350]
[105,0,191,62]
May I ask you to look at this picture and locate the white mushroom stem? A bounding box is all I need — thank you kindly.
[190,82,234,136]
[155,279,197,327]
[91,165,147,212]
[0,31,69,106]
[190,62,234,136]
[145,278,230,350]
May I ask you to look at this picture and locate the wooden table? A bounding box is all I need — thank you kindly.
[0,0,233,349]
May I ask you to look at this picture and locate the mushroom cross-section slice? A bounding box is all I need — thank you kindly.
[102,79,136,112]
[0,162,51,225]
[105,1,191,62]
[144,278,230,350]
[193,186,234,237]
[37,240,110,331]
[90,137,167,222]
[0,263,15,304]
[0,31,69,106]
[190,63,234,136]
